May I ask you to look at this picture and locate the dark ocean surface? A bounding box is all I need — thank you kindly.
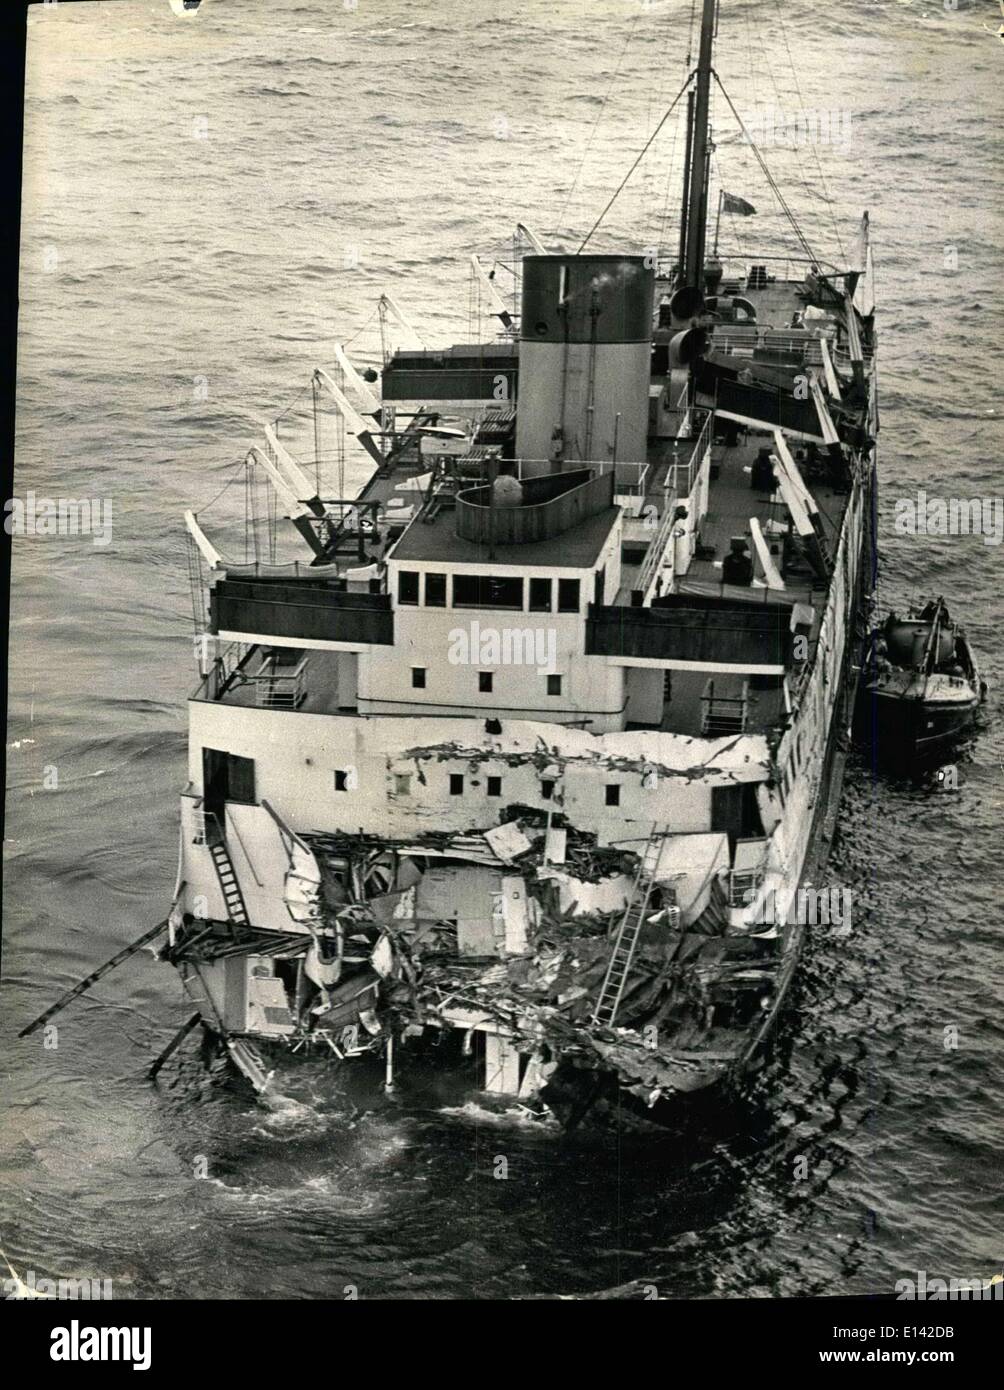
[3,0,1002,1299]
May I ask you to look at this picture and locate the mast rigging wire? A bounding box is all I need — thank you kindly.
[712,72,819,268]
[768,0,845,262]
[556,7,644,236]
[577,74,692,254]
[191,456,246,516]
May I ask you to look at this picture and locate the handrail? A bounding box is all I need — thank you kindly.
[595,460,649,497]
[512,457,649,478]
[635,413,712,602]
[728,867,764,908]
[191,806,219,845]
[704,692,746,709]
[191,640,257,702]
[229,652,309,709]
[636,504,678,599]
[261,798,314,862]
[225,808,265,888]
[668,409,713,498]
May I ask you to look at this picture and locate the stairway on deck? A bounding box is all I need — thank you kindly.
[207,833,250,927]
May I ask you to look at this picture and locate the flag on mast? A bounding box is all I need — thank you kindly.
[721,192,757,217]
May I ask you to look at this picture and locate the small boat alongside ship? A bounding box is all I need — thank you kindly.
[857,598,985,759]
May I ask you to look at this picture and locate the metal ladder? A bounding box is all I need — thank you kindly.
[701,678,748,735]
[208,834,250,927]
[592,824,664,1028]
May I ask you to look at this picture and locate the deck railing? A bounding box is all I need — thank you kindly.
[192,641,311,709]
[728,868,765,909]
[656,253,844,287]
[634,499,680,602]
[711,326,827,361]
[666,409,713,500]
[511,458,648,491]
[192,641,255,702]
[701,680,749,736]
[634,411,712,602]
[250,654,308,710]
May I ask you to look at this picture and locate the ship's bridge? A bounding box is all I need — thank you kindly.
[200,424,815,744]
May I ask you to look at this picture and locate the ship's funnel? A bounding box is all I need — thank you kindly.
[515,254,654,474]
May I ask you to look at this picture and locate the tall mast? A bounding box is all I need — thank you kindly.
[677,91,695,274]
[682,0,718,291]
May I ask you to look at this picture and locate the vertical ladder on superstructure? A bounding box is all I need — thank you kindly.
[701,678,749,736]
[207,833,250,927]
[592,824,665,1028]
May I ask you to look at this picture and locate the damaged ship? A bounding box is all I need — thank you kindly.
[24,0,880,1129]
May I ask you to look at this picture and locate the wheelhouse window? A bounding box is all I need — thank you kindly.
[398,570,419,605]
[449,774,464,796]
[529,577,552,613]
[452,574,524,610]
[558,578,580,613]
[411,667,426,689]
[487,776,502,798]
[605,784,621,807]
[541,779,555,800]
[425,573,447,607]
[479,671,494,693]
[546,674,562,697]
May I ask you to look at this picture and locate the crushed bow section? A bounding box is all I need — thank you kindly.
[165,805,783,1118]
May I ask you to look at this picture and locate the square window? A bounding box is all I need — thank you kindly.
[394,773,411,796]
[412,667,426,689]
[449,774,464,796]
[425,573,447,607]
[398,571,419,605]
[605,784,621,807]
[453,574,524,610]
[541,779,555,801]
[558,578,580,613]
[479,671,494,693]
[546,674,562,696]
[334,769,350,792]
[529,577,552,612]
[487,775,502,797]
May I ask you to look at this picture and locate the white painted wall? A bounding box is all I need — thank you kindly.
[359,607,625,729]
[624,667,665,725]
[368,520,625,727]
[187,705,765,849]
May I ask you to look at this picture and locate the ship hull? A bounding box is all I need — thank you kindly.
[857,687,979,759]
[525,456,876,1132]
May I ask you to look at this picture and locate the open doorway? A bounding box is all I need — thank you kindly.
[202,748,256,825]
